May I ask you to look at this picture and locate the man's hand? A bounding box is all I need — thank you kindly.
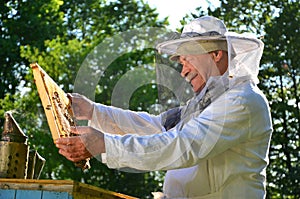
[68,93,94,120]
[55,126,105,162]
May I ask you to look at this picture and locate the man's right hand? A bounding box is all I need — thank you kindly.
[68,93,94,120]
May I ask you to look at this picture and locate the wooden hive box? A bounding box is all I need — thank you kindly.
[0,179,138,199]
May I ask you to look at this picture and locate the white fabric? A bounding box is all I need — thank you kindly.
[226,32,264,84]
[89,75,272,198]
[156,16,264,86]
[182,16,227,36]
[88,16,271,199]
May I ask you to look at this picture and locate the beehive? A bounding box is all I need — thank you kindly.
[0,179,138,199]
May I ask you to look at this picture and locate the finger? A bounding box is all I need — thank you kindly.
[55,137,72,145]
[67,93,73,102]
[56,138,81,152]
[70,126,80,135]
[69,93,83,107]
[55,136,81,146]
[70,93,84,102]
[58,148,88,162]
[56,140,82,155]
[70,126,91,135]
[58,145,92,162]
[70,93,81,97]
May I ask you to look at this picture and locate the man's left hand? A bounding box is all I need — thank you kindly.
[55,126,105,162]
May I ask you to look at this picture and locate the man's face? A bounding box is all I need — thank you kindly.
[179,53,220,93]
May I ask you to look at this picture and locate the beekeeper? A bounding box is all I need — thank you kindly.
[56,16,272,199]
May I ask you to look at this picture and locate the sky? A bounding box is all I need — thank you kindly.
[145,0,220,30]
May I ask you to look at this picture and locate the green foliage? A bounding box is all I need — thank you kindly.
[1,0,167,198]
[0,0,65,98]
[260,1,300,198]
[1,0,299,198]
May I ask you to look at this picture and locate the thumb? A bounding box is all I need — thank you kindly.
[67,93,73,101]
[69,93,86,103]
[70,126,90,135]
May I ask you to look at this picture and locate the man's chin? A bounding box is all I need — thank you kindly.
[193,84,206,93]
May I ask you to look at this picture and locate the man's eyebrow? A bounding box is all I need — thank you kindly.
[179,56,187,62]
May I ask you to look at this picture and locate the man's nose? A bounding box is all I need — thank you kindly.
[180,64,190,78]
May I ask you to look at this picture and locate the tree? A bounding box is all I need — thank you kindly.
[0,0,65,99]
[261,1,300,197]
[1,0,168,198]
[3,0,298,198]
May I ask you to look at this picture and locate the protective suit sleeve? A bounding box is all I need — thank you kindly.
[103,83,272,171]
[89,103,165,136]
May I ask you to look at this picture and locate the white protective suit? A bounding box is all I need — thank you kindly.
[88,16,273,199]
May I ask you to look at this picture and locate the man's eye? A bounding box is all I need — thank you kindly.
[174,63,183,72]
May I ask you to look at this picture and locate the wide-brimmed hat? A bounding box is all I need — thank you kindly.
[156,16,265,86]
[156,16,228,61]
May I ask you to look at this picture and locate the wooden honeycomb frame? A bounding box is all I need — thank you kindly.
[30,63,74,141]
[30,63,90,170]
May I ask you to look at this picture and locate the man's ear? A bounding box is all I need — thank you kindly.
[211,50,223,63]
[213,50,228,75]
